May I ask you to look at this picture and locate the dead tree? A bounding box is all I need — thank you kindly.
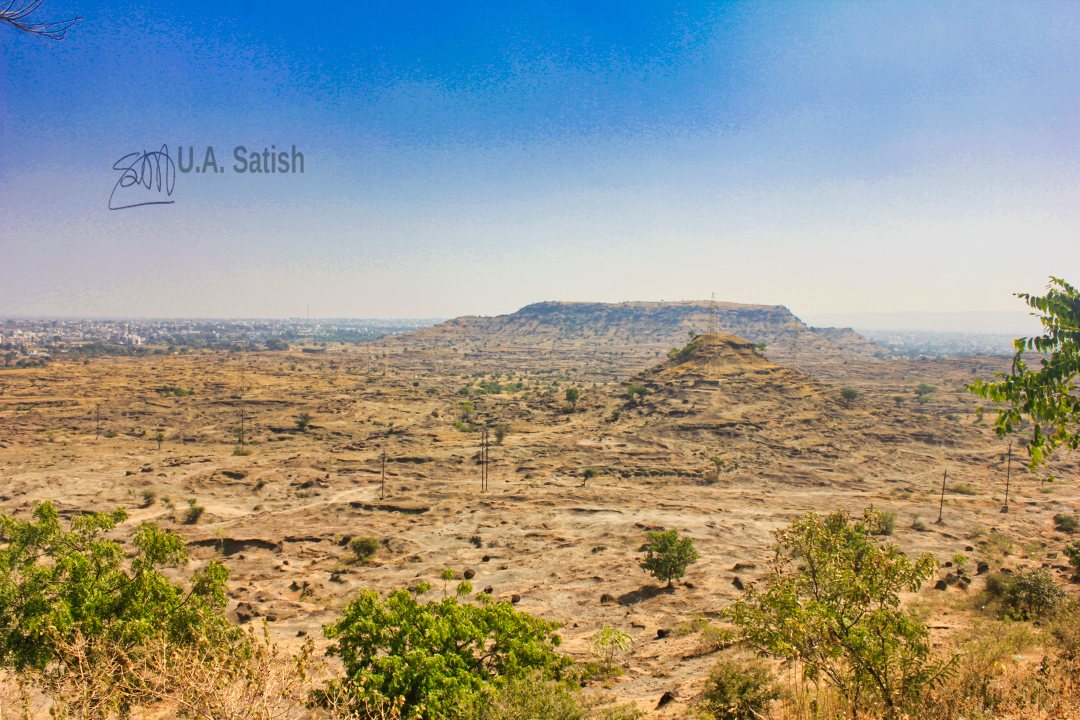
[0,1,81,40]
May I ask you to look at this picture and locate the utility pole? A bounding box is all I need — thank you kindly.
[238,406,246,448]
[1002,440,1013,513]
[380,449,387,500]
[95,403,101,439]
[480,427,490,492]
[936,469,947,524]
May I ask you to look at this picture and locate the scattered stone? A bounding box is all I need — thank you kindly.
[464,568,476,580]
[600,593,616,604]
[732,576,744,591]
[656,628,671,639]
[482,586,493,595]
[934,579,948,591]
[977,561,990,575]
[657,690,678,709]
[510,594,521,604]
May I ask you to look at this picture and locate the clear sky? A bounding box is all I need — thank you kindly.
[1,1,1077,322]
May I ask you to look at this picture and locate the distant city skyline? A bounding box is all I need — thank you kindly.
[2,2,1078,323]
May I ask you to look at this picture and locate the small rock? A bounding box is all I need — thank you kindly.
[977,561,990,575]
[600,593,616,604]
[464,569,476,580]
[483,586,493,595]
[510,594,521,604]
[732,576,744,591]
[656,628,670,639]
[934,579,948,591]
[482,555,491,562]
[657,690,678,709]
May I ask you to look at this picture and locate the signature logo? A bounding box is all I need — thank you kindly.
[109,145,176,210]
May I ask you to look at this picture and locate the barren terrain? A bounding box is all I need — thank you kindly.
[1,303,1077,715]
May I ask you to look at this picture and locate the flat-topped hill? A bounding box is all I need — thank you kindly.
[385,300,884,378]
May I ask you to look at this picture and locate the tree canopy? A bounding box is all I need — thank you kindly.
[969,276,1080,468]
[725,508,948,720]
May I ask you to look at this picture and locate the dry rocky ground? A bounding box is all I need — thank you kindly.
[1,306,1077,716]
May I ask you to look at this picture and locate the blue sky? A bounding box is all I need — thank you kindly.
[1,1,1078,322]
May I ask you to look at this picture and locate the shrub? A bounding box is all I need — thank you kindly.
[1065,542,1080,577]
[0,502,234,705]
[985,568,1066,620]
[725,508,947,720]
[294,412,312,431]
[640,529,700,588]
[840,387,860,405]
[182,499,205,524]
[868,509,896,536]
[625,384,649,406]
[590,626,631,670]
[698,658,780,720]
[1053,513,1079,534]
[478,673,583,720]
[348,536,379,563]
[321,583,570,719]
[1050,599,1080,659]
[565,387,580,409]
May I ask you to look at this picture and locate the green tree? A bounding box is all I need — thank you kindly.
[0,502,234,706]
[581,467,597,487]
[294,411,313,431]
[969,277,1080,467]
[565,387,580,409]
[840,387,860,406]
[639,529,700,588]
[322,582,571,719]
[724,508,949,720]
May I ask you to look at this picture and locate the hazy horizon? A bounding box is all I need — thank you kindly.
[3,2,1078,319]
[0,304,1043,336]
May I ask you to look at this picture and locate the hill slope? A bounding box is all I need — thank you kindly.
[385,301,884,378]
